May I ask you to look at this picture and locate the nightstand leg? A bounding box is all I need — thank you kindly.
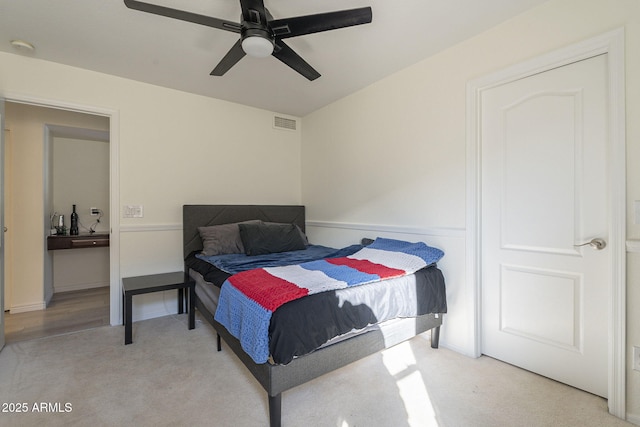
[188,283,195,330]
[177,288,184,314]
[125,294,133,345]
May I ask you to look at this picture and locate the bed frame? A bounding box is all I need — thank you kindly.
[183,205,443,427]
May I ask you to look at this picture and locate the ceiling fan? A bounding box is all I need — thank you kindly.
[124,0,373,81]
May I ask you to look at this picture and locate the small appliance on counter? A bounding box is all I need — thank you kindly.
[55,214,66,236]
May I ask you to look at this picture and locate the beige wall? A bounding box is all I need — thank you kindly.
[52,136,110,293]
[301,0,640,421]
[53,136,110,234]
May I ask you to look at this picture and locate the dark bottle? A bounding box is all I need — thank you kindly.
[70,204,79,235]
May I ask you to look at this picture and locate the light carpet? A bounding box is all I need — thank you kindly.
[0,314,632,427]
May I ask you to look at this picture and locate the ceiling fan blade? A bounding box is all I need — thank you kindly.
[272,41,320,81]
[124,0,241,33]
[270,7,372,39]
[210,39,246,76]
[239,0,268,25]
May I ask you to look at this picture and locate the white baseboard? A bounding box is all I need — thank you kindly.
[132,307,178,323]
[627,413,640,426]
[439,341,478,359]
[54,281,109,293]
[9,301,47,314]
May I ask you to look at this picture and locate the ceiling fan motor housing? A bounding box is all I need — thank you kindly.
[242,25,274,44]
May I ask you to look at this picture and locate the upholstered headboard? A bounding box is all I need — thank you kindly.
[182,205,306,259]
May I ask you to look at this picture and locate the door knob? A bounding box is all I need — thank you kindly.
[574,238,606,250]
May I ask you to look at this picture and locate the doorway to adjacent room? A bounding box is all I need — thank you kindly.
[3,101,113,343]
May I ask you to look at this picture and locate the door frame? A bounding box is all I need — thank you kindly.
[1,98,5,351]
[1,93,121,327]
[466,28,626,417]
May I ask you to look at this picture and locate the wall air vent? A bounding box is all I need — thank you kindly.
[273,116,297,131]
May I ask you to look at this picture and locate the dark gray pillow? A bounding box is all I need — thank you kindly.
[198,220,261,256]
[265,222,309,246]
[239,222,307,256]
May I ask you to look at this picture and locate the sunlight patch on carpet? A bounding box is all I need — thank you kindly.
[382,342,439,426]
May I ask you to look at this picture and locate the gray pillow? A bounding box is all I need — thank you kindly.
[265,222,309,246]
[198,220,262,256]
[239,222,307,256]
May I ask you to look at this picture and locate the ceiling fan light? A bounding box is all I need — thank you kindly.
[241,36,273,58]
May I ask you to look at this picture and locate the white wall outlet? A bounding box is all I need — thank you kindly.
[635,200,640,225]
[123,205,143,218]
[90,207,100,216]
[634,346,640,371]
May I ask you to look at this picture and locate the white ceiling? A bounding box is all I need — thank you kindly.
[0,0,548,117]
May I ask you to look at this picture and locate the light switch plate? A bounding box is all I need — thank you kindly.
[123,205,143,218]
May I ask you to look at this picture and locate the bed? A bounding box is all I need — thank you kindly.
[183,205,446,427]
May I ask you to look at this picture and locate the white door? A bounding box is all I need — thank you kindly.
[481,54,608,397]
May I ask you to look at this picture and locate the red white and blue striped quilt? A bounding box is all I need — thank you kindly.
[214,237,444,364]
